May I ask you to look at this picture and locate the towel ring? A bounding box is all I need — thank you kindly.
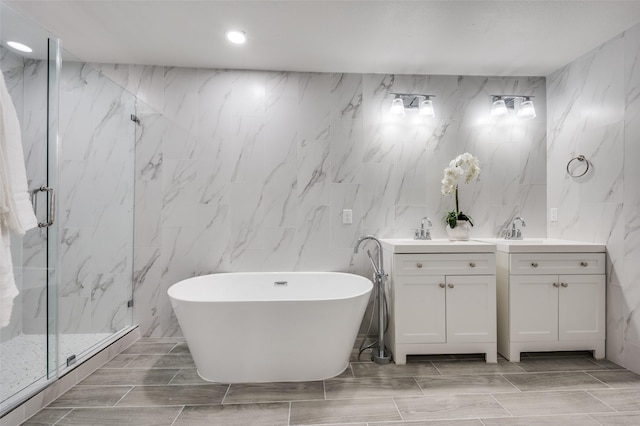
[566,155,590,178]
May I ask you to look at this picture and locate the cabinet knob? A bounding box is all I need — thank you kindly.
[447,283,454,288]
[531,262,539,268]
[416,263,423,268]
[439,283,445,288]
[580,261,588,267]
[553,282,559,287]
[561,282,568,288]
[469,262,476,268]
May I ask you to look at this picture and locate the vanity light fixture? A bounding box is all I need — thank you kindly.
[517,97,536,119]
[7,41,32,53]
[389,93,436,117]
[418,97,435,117]
[491,95,536,119]
[490,96,508,117]
[390,96,406,116]
[225,30,247,44]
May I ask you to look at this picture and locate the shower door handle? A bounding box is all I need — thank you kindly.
[32,186,55,228]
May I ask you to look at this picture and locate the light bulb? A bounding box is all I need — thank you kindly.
[226,30,247,44]
[517,98,536,119]
[7,41,32,53]
[491,98,508,117]
[419,98,435,117]
[390,98,405,116]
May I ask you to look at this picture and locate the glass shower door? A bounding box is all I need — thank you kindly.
[57,52,135,373]
[0,4,60,414]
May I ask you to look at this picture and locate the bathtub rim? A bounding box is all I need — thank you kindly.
[167,271,374,303]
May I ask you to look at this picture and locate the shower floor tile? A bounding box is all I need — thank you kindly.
[15,339,640,426]
[1,333,111,405]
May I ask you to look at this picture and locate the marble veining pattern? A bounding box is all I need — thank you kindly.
[92,63,548,337]
[547,21,640,374]
[53,58,136,365]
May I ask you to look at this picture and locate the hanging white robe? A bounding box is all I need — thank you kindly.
[0,70,38,327]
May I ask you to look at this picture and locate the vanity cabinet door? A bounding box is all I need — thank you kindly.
[558,274,606,341]
[445,275,497,343]
[394,275,446,344]
[510,275,559,342]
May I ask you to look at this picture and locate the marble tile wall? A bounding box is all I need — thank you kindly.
[57,59,135,343]
[96,64,547,337]
[547,22,640,373]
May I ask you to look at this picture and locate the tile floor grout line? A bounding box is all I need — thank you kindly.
[411,375,424,396]
[121,354,138,369]
[587,412,608,426]
[584,370,615,389]
[583,388,624,413]
[500,372,524,393]
[167,342,179,354]
[225,394,398,405]
[511,361,528,373]
[169,405,186,426]
[111,385,135,407]
[219,383,232,404]
[167,368,182,385]
[70,381,219,387]
[430,360,444,376]
[502,368,611,375]
[390,395,405,422]
[287,401,292,426]
[49,407,74,426]
[488,392,516,418]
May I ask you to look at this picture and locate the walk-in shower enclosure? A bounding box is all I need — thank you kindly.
[1,3,136,415]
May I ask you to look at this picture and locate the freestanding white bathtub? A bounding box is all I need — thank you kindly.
[167,272,372,383]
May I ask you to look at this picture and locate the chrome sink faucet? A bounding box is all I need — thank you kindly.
[504,217,526,240]
[414,217,432,240]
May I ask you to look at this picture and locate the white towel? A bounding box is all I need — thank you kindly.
[0,69,38,327]
[1,225,18,327]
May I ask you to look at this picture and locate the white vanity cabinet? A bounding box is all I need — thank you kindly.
[496,251,606,362]
[380,241,497,365]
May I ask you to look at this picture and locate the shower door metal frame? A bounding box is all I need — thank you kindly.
[45,35,60,384]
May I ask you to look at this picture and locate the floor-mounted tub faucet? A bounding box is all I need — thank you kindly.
[414,216,432,240]
[354,235,392,365]
[504,217,526,240]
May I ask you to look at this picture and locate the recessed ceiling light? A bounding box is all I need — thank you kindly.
[225,30,247,45]
[7,41,32,53]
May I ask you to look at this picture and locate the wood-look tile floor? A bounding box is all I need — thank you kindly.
[22,338,640,426]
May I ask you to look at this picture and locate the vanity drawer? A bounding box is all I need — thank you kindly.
[509,253,605,275]
[394,253,495,276]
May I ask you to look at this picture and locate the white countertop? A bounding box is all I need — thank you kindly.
[380,238,496,254]
[379,237,606,254]
[473,238,606,253]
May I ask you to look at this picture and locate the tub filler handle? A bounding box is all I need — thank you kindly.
[274,281,288,286]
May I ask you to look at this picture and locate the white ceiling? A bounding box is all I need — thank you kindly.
[5,1,640,77]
